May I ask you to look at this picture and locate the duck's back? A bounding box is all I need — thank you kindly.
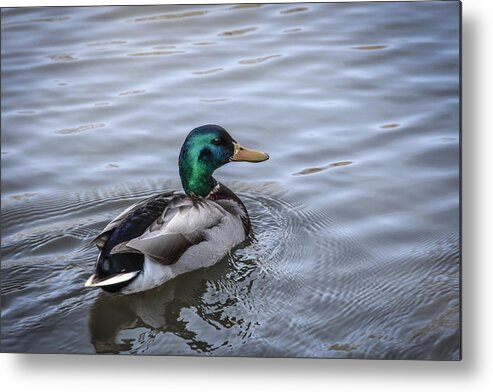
[86,186,249,293]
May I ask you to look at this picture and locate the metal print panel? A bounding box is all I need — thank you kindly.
[1,1,461,359]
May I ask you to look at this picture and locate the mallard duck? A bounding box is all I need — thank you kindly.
[85,124,269,294]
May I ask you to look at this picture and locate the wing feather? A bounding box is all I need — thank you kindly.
[92,191,180,250]
[126,199,226,265]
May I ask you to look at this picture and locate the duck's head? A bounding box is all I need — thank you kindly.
[178,124,269,197]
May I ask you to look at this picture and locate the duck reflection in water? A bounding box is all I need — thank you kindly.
[88,243,256,354]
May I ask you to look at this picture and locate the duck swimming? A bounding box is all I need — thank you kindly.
[85,124,269,294]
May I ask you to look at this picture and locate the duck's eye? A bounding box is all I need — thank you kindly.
[212,137,221,145]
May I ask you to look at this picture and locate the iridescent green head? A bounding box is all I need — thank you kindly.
[178,124,269,197]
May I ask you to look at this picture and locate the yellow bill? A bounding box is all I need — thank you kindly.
[231,142,269,163]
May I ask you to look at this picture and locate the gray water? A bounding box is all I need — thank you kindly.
[1,2,460,359]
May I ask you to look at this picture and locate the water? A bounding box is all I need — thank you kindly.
[1,2,460,359]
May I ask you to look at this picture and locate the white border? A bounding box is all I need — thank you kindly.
[2,0,493,391]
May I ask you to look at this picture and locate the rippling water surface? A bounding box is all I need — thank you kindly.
[1,2,460,359]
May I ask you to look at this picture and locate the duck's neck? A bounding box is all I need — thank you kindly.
[179,157,217,198]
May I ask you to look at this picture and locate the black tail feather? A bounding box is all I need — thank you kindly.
[92,253,144,293]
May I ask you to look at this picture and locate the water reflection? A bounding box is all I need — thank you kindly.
[55,123,106,135]
[89,243,257,354]
[230,4,263,10]
[130,10,208,23]
[2,15,70,26]
[350,45,388,51]
[128,50,186,57]
[47,53,77,62]
[293,161,353,176]
[198,98,229,103]
[280,7,308,15]
[380,123,400,129]
[238,54,282,65]
[86,40,127,47]
[118,89,146,96]
[283,28,302,34]
[218,27,257,36]
[192,68,223,75]
[193,41,217,46]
